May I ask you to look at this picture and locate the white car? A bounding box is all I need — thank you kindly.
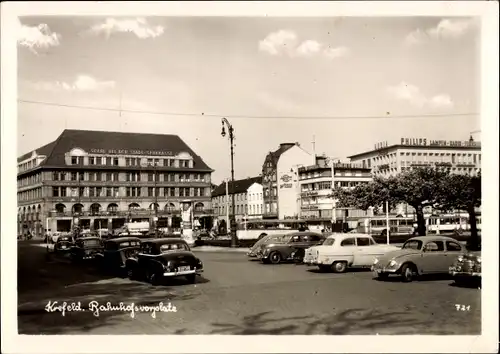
[303,233,400,273]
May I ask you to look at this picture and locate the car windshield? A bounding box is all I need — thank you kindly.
[83,239,101,247]
[160,243,189,253]
[402,240,422,250]
[323,238,336,246]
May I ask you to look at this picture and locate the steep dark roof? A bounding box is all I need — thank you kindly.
[18,129,212,171]
[270,143,296,161]
[211,176,262,197]
[17,140,57,162]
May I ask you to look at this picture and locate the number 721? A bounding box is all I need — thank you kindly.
[455,304,471,311]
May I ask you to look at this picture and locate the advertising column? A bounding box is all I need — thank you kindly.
[181,201,194,246]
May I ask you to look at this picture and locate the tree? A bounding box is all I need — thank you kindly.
[334,167,451,236]
[390,167,451,236]
[331,176,399,215]
[437,173,481,249]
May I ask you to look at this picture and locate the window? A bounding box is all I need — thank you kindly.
[356,237,370,246]
[96,157,102,165]
[148,173,154,182]
[89,157,95,165]
[52,187,59,197]
[53,172,59,181]
[126,187,131,197]
[71,156,78,165]
[95,187,102,197]
[106,172,112,181]
[106,157,112,165]
[185,187,190,197]
[113,187,119,197]
[79,187,85,197]
[170,188,176,197]
[446,241,462,252]
[89,187,95,197]
[148,187,154,197]
[71,172,77,181]
[340,238,356,247]
[170,174,175,182]
[424,241,444,252]
[179,188,184,197]
[96,172,102,181]
[106,187,113,197]
[193,188,199,197]
[113,157,119,166]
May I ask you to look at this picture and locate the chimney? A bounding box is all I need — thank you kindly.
[469,135,474,142]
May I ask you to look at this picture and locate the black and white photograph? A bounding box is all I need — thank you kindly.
[1,2,498,353]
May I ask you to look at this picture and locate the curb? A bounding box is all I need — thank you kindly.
[192,247,250,253]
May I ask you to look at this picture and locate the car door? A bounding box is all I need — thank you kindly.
[286,234,305,259]
[352,236,373,266]
[445,240,464,267]
[308,233,324,247]
[421,241,447,273]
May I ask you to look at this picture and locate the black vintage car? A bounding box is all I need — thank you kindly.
[54,235,74,255]
[95,237,142,275]
[125,238,203,285]
[258,231,325,264]
[69,236,104,263]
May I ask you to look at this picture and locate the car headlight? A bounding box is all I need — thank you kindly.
[388,259,397,267]
[373,258,379,265]
[457,255,465,262]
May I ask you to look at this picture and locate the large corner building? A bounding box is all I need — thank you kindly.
[17,129,214,237]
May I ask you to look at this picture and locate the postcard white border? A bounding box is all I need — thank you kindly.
[1,1,498,353]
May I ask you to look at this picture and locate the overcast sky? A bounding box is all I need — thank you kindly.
[17,16,480,184]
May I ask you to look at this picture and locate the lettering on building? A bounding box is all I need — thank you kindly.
[89,148,175,156]
[374,141,388,150]
[400,138,480,148]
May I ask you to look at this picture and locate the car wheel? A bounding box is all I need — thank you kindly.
[147,271,160,286]
[400,264,415,282]
[127,267,136,280]
[269,251,282,265]
[331,261,347,273]
[186,274,196,284]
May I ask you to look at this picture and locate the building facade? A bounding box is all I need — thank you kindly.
[247,182,264,220]
[261,143,314,219]
[299,155,373,222]
[17,129,214,237]
[348,137,481,177]
[211,177,262,230]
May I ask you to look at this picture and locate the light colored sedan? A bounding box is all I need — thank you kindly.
[371,236,466,282]
[304,233,399,273]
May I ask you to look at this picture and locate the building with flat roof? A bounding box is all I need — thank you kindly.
[347,136,481,177]
[17,129,214,238]
[298,155,373,227]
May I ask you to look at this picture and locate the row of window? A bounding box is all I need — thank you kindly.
[264,202,278,214]
[299,170,368,180]
[362,152,482,169]
[51,171,209,183]
[51,186,208,198]
[72,156,193,168]
[18,173,42,188]
[301,181,368,191]
[214,192,263,204]
[216,204,262,215]
[18,188,42,201]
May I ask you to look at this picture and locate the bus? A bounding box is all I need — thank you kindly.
[426,213,482,234]
[356,217,415,237]
[236,219,308,240]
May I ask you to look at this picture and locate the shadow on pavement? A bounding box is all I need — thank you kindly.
[374,273,454,283]
[205,308,433,335]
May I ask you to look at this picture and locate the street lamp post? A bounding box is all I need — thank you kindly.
[148,161,159,237]
[221,117,237,248]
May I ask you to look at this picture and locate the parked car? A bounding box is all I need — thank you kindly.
[449,251,481,287]
[258,231,325,264]
[371,236,466,282]
[449,237,481,287]
[125,238,204,285]
[247,234,283,258]
[69,236,104,262]
[303,233,399,273]
[95,237,142,274]
[54,235,74,255]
